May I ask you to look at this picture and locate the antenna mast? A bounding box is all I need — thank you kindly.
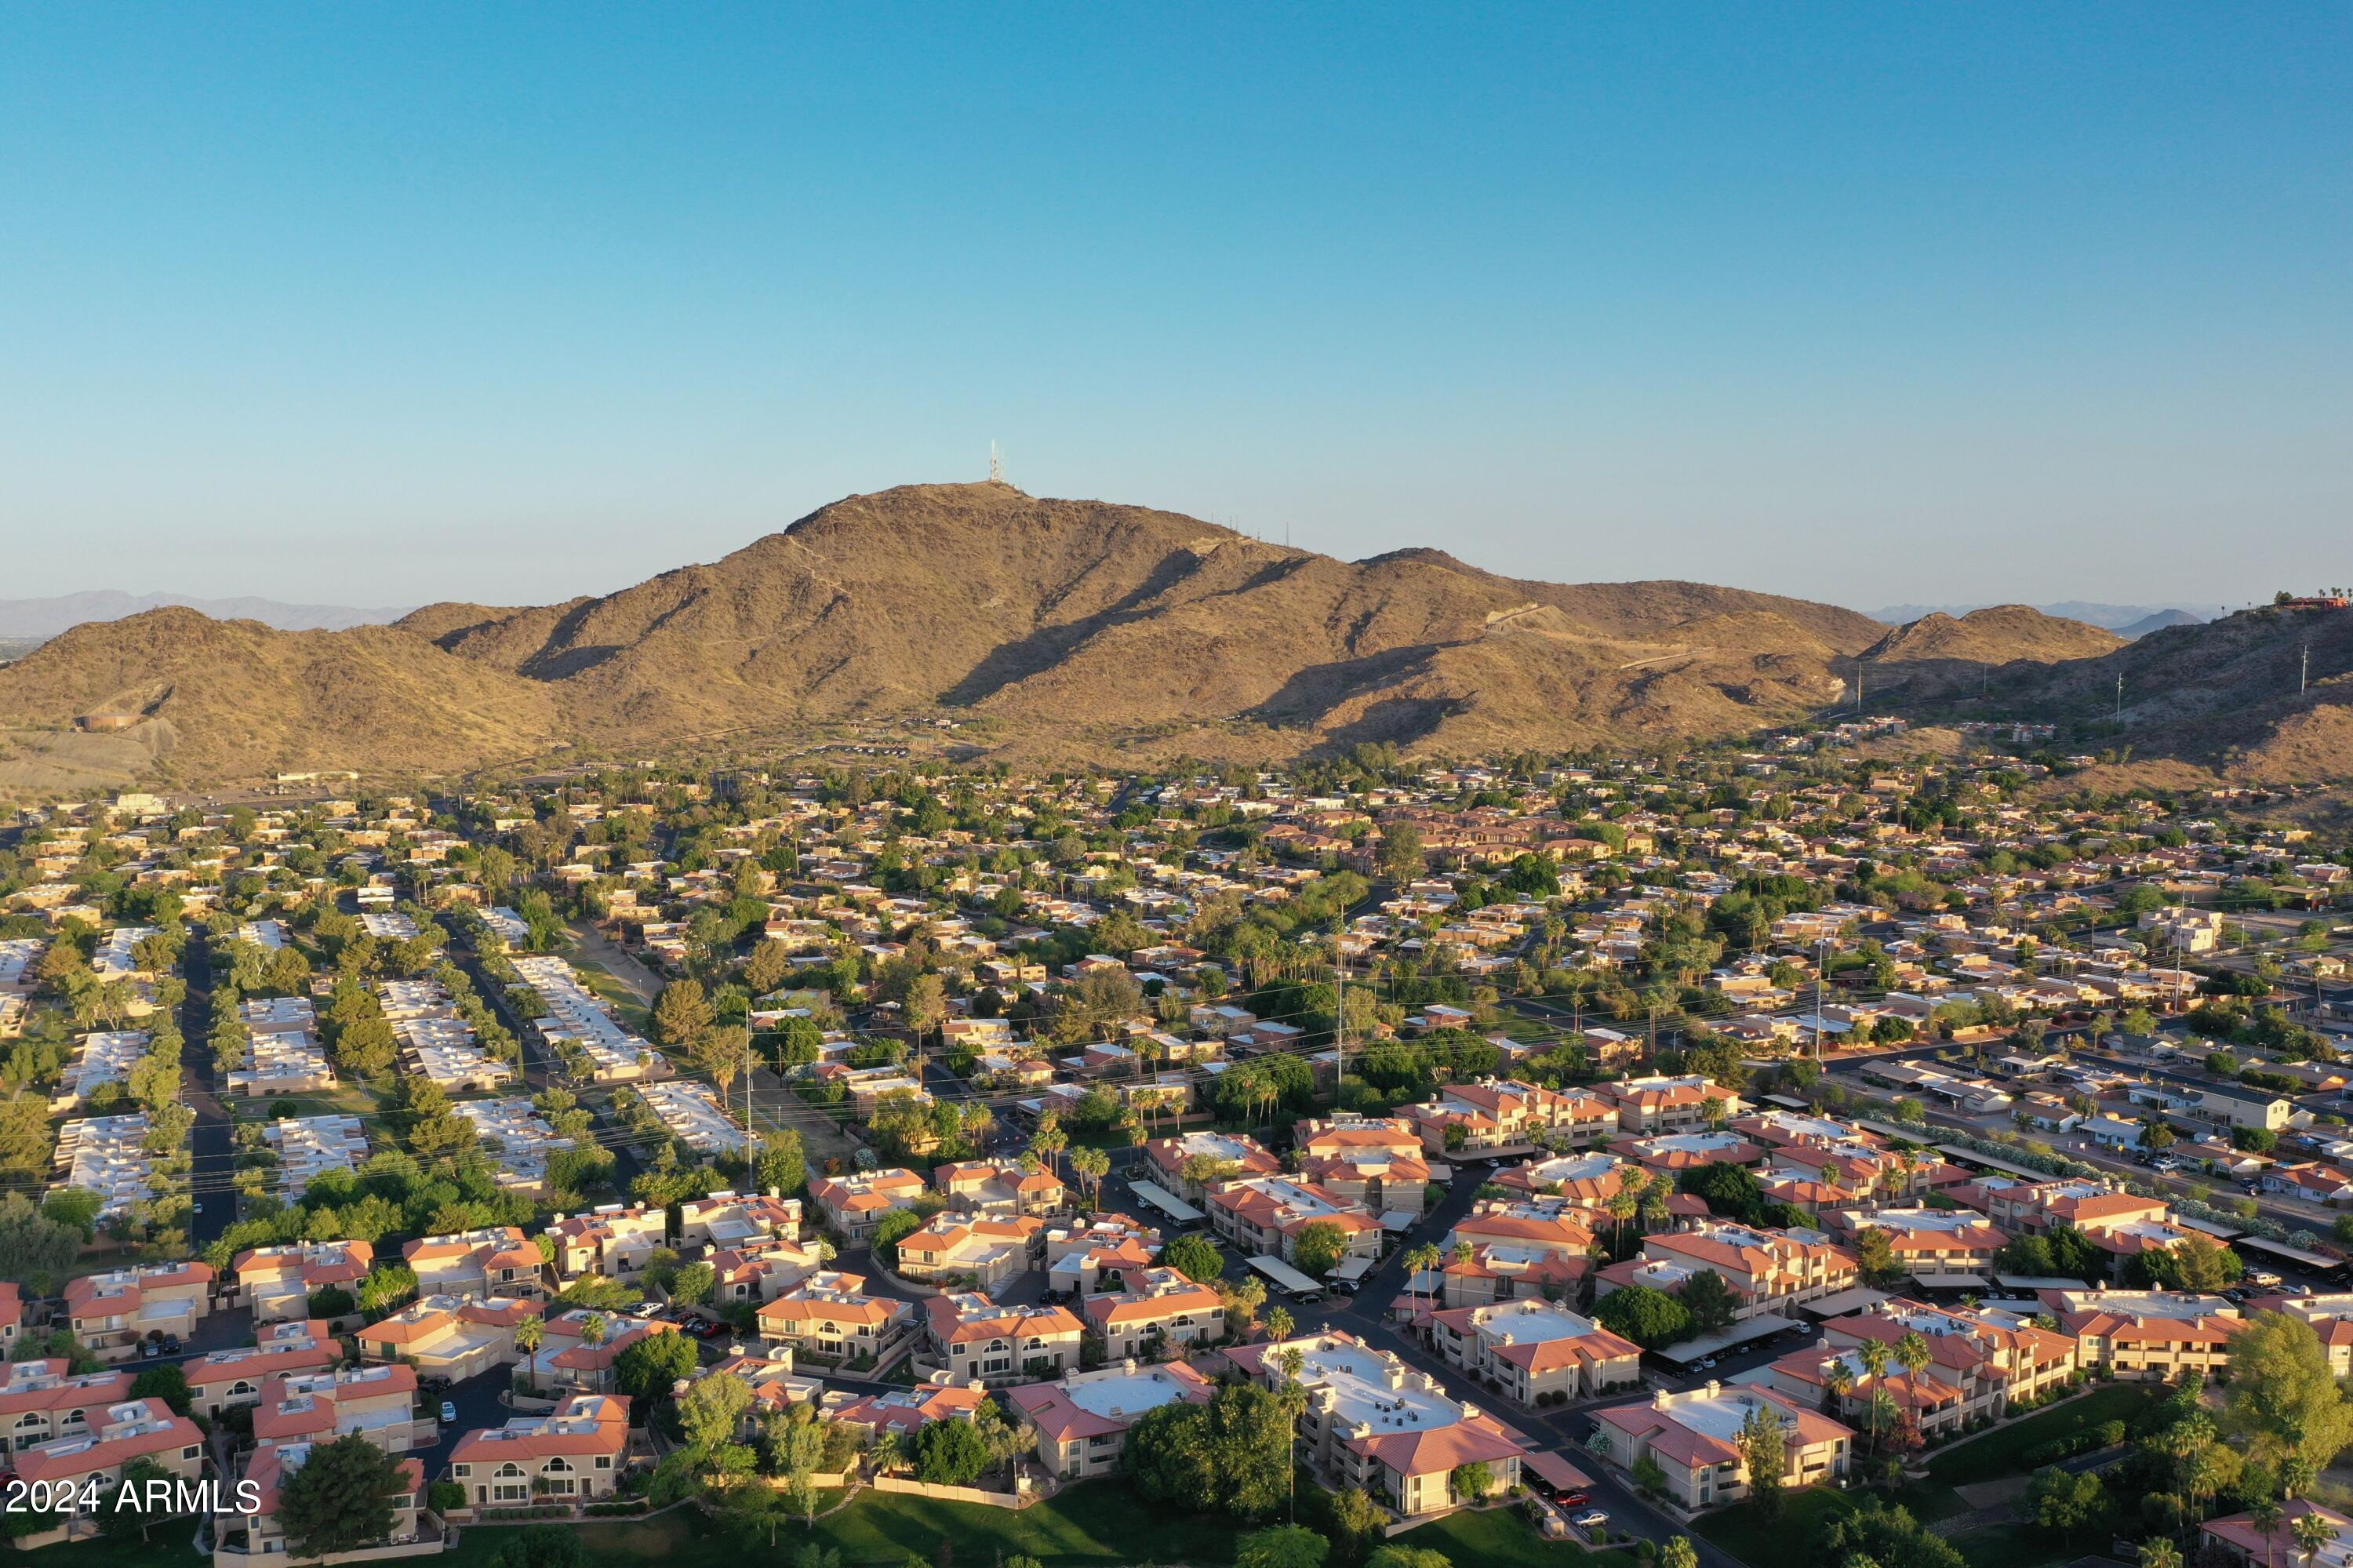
[988,442,1006,483]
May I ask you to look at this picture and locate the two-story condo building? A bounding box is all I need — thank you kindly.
[755,1271,915,1368]
[1591,1382,1851,1511]
[232,1241,373,1324]
[448,1393,630,1506]
[1229,1332,1526,1519]
[809,1169,927,1243]
[921,1293,1084,1384]
[1080,1268,1226,1360]
[1006,1359,1216,1480]
[1427,1299,1642,1405]
[401,1228,545,1301]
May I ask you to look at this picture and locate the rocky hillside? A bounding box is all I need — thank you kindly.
[0,482,2213,789]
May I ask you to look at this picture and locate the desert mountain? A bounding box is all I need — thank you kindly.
[2115,608,2206,640]
[1971,600,2353,781]
[0,609,560,782]
[0,482,2246,790]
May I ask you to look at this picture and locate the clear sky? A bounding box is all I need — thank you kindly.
[3,5,2347,612]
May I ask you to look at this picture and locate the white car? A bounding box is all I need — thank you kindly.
[1573,1512,1609,1531]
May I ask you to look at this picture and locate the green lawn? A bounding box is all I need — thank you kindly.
[438,1481,1245,1568]
[1924,1383,2165,1489]
[1396,1504,1606,1568]
[1696,1486,1857,1568]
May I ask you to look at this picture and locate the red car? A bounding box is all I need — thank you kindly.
[1553,1488,1591,1508]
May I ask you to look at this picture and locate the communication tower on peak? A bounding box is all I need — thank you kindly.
[988,442,1006,483]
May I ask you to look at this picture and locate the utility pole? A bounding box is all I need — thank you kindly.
[1333,922,1346,1109]
[1814,937,1827,1062]
[2115,674,2124,723]
[2302,644,2311,694]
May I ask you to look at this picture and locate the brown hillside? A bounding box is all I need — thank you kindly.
[0,609,561,781]
[1867,605,2123,665]
[19,482,2152,790]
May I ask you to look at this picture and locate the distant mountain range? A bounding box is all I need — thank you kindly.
[1868,602,2215,638]
[0,486,2339,792]
[0,591,412,641]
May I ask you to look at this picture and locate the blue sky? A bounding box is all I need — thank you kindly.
[3,5,2347,611]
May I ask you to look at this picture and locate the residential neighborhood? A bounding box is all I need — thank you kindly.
[0,748,2350,1568]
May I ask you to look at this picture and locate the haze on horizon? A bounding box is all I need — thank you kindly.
[3,5,2347,612]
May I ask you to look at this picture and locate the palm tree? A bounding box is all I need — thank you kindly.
[1071,1146,1111,1211]
[1606,1188,1639,1252]
[1029,1112,1069,1180]
[1823,1359,1855,1419]
[514,1317,544,1395]
[1404,1242,1442,1322]
[1277,1346,1307,1524]
[2282,1457,2317,1501]
[1264,1306,1294,1345]
[2138,1541,2183,1568]
[580,1312,609,1349]
[1856,1340,1889,1447]
[2293,1510,2339,1568]
[2253,1498,2286,1568]
[1893,1330,1932,1428]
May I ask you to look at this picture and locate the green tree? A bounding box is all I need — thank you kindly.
[1126,1383,1294,1519]
[275,1433,406,1555]
[1737,1401,1788,1521]
[614,1330,701,1400]
[678,1370,753,1457]
[1854,1227,1904,1289]
[913,1416,991,1487]
[1163,1232,1225,1283]
[1591,1283,1692,1348]
[1238,1526,1331,1568]
[1291,1220,1348,1279]
[2225,1311,2353,1468]
[670,1260,715,1306]
[653,980,715,1047]
[754,1129,809,1196]
[127,1362,191,1415]
[1676,1269,1737,1337]
[2025,1465,2107,1546]
[870,1207,924,1267]
[0,1194,89,1294]
[1449,1461,1493,1503]
[1377,823,1425,882]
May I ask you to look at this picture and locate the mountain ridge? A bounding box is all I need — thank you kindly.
[0,482,2311,791]
[0,591,413,640]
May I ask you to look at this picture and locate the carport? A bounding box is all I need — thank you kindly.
[1522,1450,1595,1497]
[1653,1312,1803,1365]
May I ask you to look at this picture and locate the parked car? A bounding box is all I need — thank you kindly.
[139,1341,160,1360]
[630,1300,664,1319]
[440,1401,458,1425]
[1551,1488,1591,1508]
[160,1336,180,1355]
[1573,1512,1609,1531]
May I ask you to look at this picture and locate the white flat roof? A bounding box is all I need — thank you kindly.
[1063,1368,1199,1421]
[1289,1337,1459,1432]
